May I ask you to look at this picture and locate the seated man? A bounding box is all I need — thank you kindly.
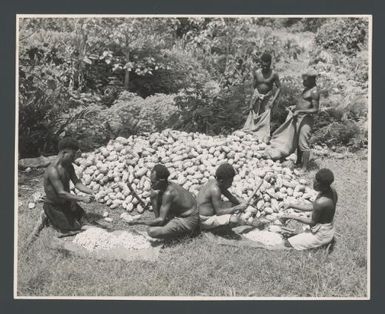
[197,163,248,230]
[281,168,338,250]
[43,138,95,234]
[130,164,199,240]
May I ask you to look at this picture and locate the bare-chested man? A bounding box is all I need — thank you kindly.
[281,168,337,250]
[197,163,249,230]
[43,138,95,233]
[290,68,320,169]
[129,164,199,239]
[251,52,281,115]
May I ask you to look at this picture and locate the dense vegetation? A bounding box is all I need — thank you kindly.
[18,17,369,158]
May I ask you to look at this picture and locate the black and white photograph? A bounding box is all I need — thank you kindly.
[15,15,371,299]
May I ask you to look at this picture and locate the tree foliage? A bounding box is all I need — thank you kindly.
[315,18,368,56]
[18,17,369,157]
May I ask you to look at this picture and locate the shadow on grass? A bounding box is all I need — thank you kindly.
[86,212,104,222]
[161,229,203,248]
[209,225,244,240]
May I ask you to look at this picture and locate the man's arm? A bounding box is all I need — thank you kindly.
[283,199,323,227]
[48,167,91,203]
[270,73,281,109]
[221,189,240,205]
[284,201,313,212]
[284,214,312,225]
[146,190,173,226]
[150,190,161,218]
[211,188,246,215]
[129,191,173,226]
[68,165,94,195]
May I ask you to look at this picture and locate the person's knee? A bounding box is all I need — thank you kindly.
[284,239,293,248]
[229,215,241,225]
[147,227,161,238]
[223,201,233,209]
[148,226,171,239]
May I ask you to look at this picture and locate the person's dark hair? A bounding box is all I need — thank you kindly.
[58,138,79,151]
[152,164,170,180]
[315,168,334,186]
[260,52,272,63]
[215,163,236,180]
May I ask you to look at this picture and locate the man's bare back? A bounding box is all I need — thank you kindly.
[131,165,199,239]
[157,182,197,217]
[312,187,338,225]
[197,178,221,216]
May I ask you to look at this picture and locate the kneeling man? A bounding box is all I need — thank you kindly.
[197,163,248,230]
[282,168,337,250]
[43,138,95,233]
[131,164,199,239]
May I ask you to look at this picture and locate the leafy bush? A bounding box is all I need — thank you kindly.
[59,104,111,152]
[18,45,71,157]
[311,120,366,150]
[127,48,211,98]
[135,93,180,132]
[60,92,179,151]
[173,81,250,135]
[315,18,368,56]
[100,92,179,136]
[254,18,327,33]
[310,92,368,150]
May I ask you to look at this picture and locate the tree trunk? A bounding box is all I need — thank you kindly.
[76,22,88,92]
[124,34,130,90]
[124,59,130,91]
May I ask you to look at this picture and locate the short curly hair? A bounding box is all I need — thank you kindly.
[260,52,272,63]
[58,138,79,152]
[215,163,236,180]
[152,164,170,180]
[315,168,334,186]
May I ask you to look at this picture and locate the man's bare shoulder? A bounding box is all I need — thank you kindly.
[201,178,218,191]
[208,180,221,195]
[161,188,175,203]
[170,182,188,195]
[310,87,320,99]
[254,68,263,78]
[272,71,280,79]
[314,195,334,209]
[46,163,59,176]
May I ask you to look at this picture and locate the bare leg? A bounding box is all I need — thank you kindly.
[147,226,184,240]
[284,239,293,248]
[296,149,303,166]
[302,151,310,170]
[229,214,242,226]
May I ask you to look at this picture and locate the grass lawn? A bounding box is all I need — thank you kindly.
[15,152,368,298]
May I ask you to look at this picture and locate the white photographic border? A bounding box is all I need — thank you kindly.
[14,14,372,301]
